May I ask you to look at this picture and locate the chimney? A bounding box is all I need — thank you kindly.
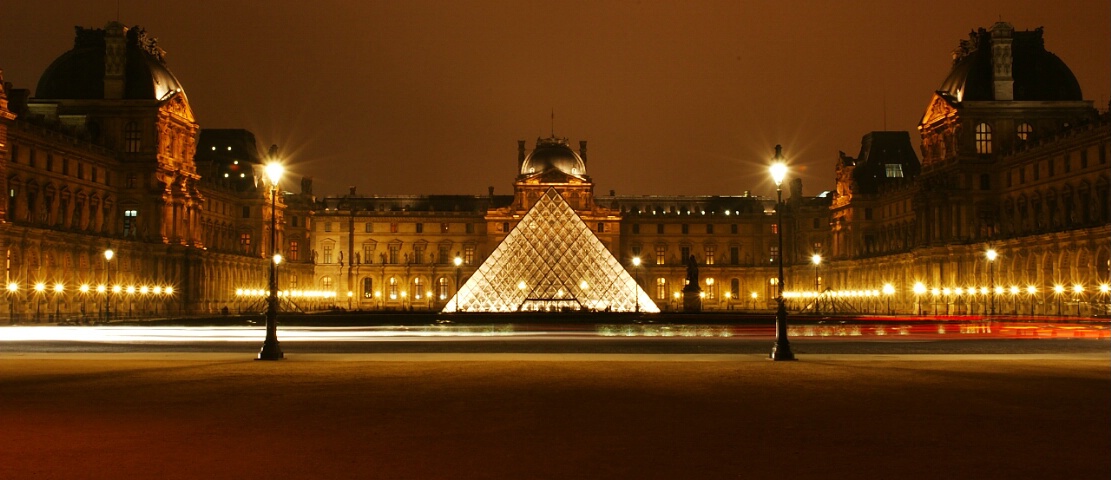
[517,140,526,171]
[300,176,313,195]
[488,186,494,197]
[103,22,127,99]
[349,186,356,196]
[579,140,588,166]
[609,189,615,196]
[789,178,803,201]
[990,22,1015,101]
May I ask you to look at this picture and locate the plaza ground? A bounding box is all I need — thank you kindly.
[1,352,1108,479]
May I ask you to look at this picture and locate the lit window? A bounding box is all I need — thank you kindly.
[239,233,251,253]
[885,164,904,178]
[704,245,716,265]
[124,122,141,153]
[655,245,666,265]
[656,277,667,300]
[1017,123,1033,141]
[464,245,475,265]
[362,278,373,298]
[323,244,333,263]
[289,241,299,261]
[388,277,399,300]
[975,123,992,154]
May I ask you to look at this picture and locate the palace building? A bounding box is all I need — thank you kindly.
[2,20,1106,319]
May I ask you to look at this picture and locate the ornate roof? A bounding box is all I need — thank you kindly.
[36,22,186,101]
[936,23,1082,102]
[520,136,587,178]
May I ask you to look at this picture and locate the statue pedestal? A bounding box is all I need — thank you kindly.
[682,287,702,313]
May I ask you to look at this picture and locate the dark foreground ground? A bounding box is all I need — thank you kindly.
[1,351,1108,479]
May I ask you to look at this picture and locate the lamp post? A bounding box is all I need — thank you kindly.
[1053,285,1064,316]
[913,282,926,316]
[882,283,895,315]
[632,256,641,313]
[768,145,794,361]
[52,283,64,321]
[1026,285,1037,316]
[986,249,997,315]
[103,249,114,321]
[33,282,45,323]
[811,254,821,314]
[7,282,18,324]
[453,254,463,313]
[258,160,285,361]
[1072,284,1083,317]
[1008,286,1019,315]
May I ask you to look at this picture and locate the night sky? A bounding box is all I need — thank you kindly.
[2,1,1108,198]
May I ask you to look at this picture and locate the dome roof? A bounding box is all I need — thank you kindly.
[35,22,185,101]
[937,24,1082,102]
[520,137,586,177]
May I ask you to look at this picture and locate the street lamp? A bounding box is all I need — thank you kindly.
[811,254,821,314]
[52,283,64,320]
[1053,285,1064,316]
[453,254,463,313]
[7,282,18,324]
[1072,284,1083,317]
[882,283,895,315]
[1026,285,1037,316]
[750,292,758,310]
[33,282,45,322]
[768,145,794,361]
[104,249,114,321]
[913,282,926,316]
[985,249,997,315]
[258,159,285,360]
[1008,286,1019,315]
[632,256,641,313]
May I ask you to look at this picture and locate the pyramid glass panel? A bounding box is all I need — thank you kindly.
[443,188,659,313]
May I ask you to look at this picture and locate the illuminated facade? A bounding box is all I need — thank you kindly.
[826,22,1110,315]
[0,22,298,319]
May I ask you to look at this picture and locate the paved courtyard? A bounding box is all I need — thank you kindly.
[1,352,1108,479]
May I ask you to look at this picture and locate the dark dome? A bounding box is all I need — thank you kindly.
[937,25,1082,102]
[35,22,185,101]
[521,137,586,177]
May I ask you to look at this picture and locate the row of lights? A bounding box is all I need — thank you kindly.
[7,282,174,296]
[235,289,336,298]
[911,283,1110,296]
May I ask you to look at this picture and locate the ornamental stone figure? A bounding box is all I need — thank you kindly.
[683,255,700,292]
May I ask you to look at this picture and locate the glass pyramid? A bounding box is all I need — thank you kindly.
[443,188,659,313]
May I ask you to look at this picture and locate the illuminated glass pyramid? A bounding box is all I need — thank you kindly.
[443,188,658,313]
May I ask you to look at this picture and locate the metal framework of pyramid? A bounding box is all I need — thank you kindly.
[443,188,659,313]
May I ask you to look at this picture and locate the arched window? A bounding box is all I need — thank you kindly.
[730,278,740,299]
[321,276,333,291]
[412,277,425,300]
[655,277,667,300]
[975,123,993,154]
[1016,123,1033,142]
[124,122,141,153]
[361,277,373,299]
[388,277,399,299]
[438,277,449,300]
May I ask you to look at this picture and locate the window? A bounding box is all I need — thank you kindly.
[680,246,691,264]
[731,224,738,234]
[46,154,54,172]
[240,233,251,253]
[657,224,664,234]
[438,277,449,300]
[124,122,141,153]
[364,222,373,233]
[681,224,689,234]
[730,246,739,265]
[321,276,333,291]
[388,244,399,264]
[323,244,333,263]
[63,157,70,175]
[1080,150,1088,168]
[324,222,332,232]
[415,223,423,233]
[769,245,779,263]
[126,173,137,189]
[388,277,399,299]
[655,245,666,265]
[730,278,740,299]
[438,245,450,264]
[864,208,873,220]
[362,278,373,299]
[242,206,251,218]
[885,164,904,178]
[813,218,820,229]
[597,222,604,233]
[92,167,98,183]
[632,223,640,234]
[466,223,474,234]
[390,223,399,233]
[464,245,475,265]
[656,278,667,300]
[77,163,84,180]
[362,244,373,264]
[412,278,425,300]
[123,210,138,237]
[631,245,642,257]
[705,278,715,300]
[1019,168,1026,184]
[1017,123,1033,141]
[706,224,714,234]
[501,222,510,233]
[289,241,299,261]
[975,123,992,154]
[1048,158,1055,176]
[980,174,990,190]
[440,223,449,233]
[704,245,715,265]
[413,244,425,264]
